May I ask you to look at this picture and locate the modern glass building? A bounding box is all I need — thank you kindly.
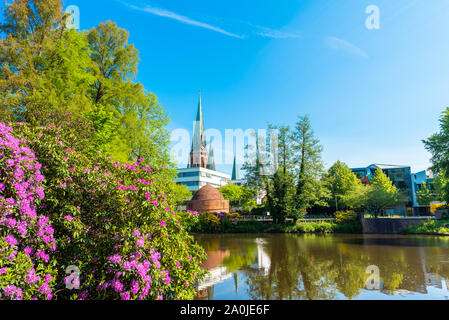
[350,164,414,214]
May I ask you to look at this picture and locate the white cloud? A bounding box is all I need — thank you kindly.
[118,1,301,40]
[325,36,369,59]
[120,1,244,39]
[247,23,300,39]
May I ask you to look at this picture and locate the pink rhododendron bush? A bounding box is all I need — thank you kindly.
[0,121,207,300]
[0,123,56,300]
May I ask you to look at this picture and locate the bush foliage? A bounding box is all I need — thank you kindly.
[0,121,207,300]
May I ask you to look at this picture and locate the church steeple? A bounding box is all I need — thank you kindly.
[232,154,239,180]
[192,90,206,153]
[189,90,208,168]
[207,137,216,171]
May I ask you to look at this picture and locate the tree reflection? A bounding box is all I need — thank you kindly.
[195,234,449,300]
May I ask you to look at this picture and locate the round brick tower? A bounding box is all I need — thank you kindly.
[186,185,230,213]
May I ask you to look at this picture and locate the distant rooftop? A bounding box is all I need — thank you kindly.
[369,164,411,169]
[351,163,411,172]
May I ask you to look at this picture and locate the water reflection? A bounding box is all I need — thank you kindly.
[194,234,449,300]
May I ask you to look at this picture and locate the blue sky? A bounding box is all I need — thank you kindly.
[5,0,449,175]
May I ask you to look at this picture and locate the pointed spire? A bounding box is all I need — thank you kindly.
[192,90,206,153]
[207,137,216,171]
[232,154,239,180]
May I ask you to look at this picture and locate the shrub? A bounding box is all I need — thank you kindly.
[335,210,356,224]
[6,121,207,300]
[190,212,243,233]
[287,221,336,234]
[334,210,362,233]
[0,123,56,300]
[404,219,449,235]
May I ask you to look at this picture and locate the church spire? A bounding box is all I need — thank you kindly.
[192,90,206,153]
[207,137,216,171]
[232,154,239,180]
[189,90,208,168]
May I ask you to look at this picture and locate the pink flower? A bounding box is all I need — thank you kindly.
[64,215,74,222]
[136,236,145,247]
[132,229,140,237]
[160,221,166,227]
[108,254,122,264]
[121,291,130,300]
[4,235,17,247]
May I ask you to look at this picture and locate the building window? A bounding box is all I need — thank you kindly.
[183,182,199,187]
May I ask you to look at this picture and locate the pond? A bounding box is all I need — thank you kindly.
[194,233,449,300]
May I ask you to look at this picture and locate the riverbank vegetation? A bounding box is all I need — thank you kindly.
[0,0,206,300]
[404,219,449,235]
[182,210,361,234]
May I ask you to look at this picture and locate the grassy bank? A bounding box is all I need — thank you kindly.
[184,211,362,234]
[284,220,362,234]
[403,219,449,235]
[189,220,362,234]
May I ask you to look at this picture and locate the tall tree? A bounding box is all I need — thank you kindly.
[86,21,171,167]
[423,108,449,203]
[290,115,328,211]
[273,124,293,175]
[266,168,296,224]
[324,161,362,212]
[0,0,95,122]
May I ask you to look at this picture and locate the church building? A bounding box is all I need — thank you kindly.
[175,92,235,192]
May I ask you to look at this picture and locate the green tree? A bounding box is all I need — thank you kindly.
[339,184,370,213]
[274,124,294,174]
[219,183,243,208]
[170,184,192,207]
[290,116,328,212]
[366,168,400,217]
[219,183,257,213]
[416,183,433,205]
[424,109,449,203]
[86,21,171,167]
[0,2,172,170]
[0,0,95,122]
[324,161,362,212]
[266,168,296,224]
[433,175,448,203]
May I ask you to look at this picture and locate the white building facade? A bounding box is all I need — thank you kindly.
[175,167,231,192]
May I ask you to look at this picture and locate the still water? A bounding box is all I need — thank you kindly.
[194,233,449,300]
